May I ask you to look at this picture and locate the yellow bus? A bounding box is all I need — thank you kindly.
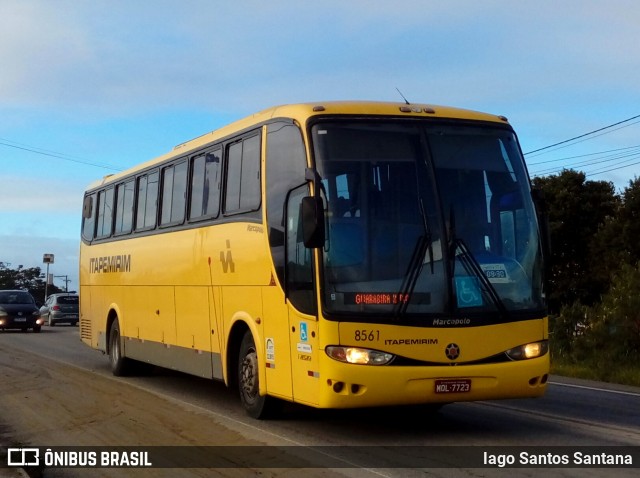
[80,101,549,418]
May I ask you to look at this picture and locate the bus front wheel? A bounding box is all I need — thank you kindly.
[238,331,278,419]
[109,318,132,376]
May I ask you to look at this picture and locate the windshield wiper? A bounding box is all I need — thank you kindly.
[394,199,433,318]
[447,207,509,320]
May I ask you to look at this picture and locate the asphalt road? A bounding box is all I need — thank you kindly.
[1,326,638,478]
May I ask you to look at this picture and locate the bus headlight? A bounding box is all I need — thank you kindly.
[505,340,548,360]
[326,346,394,365]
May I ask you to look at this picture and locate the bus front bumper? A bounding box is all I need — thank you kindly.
[315,354,549,409]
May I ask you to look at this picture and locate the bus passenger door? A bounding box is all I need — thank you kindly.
[285,185,321,407]
[261,286,293,401]
[288,308,320,407]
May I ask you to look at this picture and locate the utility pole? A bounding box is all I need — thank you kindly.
[43,254,54,300]
[54,275,71,292]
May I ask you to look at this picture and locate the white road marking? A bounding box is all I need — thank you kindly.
[549,381,640,397]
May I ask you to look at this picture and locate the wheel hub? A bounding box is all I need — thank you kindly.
[241,352,259,401]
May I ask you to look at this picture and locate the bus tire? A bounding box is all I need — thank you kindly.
[238,330,278,419]
[109,318,132,376]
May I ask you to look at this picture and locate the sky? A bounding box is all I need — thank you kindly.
[2,0,640,292]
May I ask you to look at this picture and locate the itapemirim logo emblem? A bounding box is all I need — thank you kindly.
[445,343,460,360]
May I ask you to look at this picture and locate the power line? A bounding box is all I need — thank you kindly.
[524,113,640,155]
[588,159,640,176]
[532,156,640,178]
[529,147,640,176]
[530,153,640,177]
[527,144,640,166]
[525,120,640,161]
[0,138,122,171]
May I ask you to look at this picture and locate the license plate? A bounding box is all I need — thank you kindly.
[67,315,78,319]
[14,318,26,322]
[435,379,471,394]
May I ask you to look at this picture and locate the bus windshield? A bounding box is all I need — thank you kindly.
[312,120,544,323]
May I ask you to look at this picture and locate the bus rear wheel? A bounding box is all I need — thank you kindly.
[238,331,278,419]
[109,318,132,376]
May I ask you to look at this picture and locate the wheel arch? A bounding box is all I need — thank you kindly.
[225,320,249,391]
[225,316,264,394]
[105,307,120,356]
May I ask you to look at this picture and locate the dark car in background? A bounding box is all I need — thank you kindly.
[40,293,79,326]
[0,290,43,333]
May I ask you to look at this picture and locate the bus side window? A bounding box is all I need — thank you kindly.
[96,187,114,239]
[225,133,261,214]
[115,179,135,235]
[160,160,188,226]
[136,170,159,231]
[285,184,317,315]
[266,122,307,286]
[190,148,221,221]
[82,193,97,241]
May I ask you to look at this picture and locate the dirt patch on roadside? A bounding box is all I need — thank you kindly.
[0,342,339,478]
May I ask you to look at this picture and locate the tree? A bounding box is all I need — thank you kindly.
[589,176,640,287]
[534,171,640,383]
[591,263,640,360]
[551,301,588,359]
[619,177,640,265]
[566,263,640,370]
[0,262,62,304]
[532,170,618,311]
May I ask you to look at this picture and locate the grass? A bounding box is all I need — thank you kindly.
[551,357,640,388]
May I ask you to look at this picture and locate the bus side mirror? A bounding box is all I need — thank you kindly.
[82,196,93,219]
[301,196,325,248]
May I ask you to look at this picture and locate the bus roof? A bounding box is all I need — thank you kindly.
[84,101,510,191]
